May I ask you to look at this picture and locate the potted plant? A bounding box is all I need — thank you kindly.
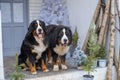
[83,22,100,80]
[97,46,107,67]
[83,55,96,80]
[83,42,100,80]
[87,41,100,68]
[87,22,100,68]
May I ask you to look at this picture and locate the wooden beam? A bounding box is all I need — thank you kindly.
[117,48,120,80]
[103,22,109,46]
[115,0,119,14]
[115,0,120,31]
[93,0,101,23]
[114,1,120,79]
[95,7,103,33]
[116,0,120,17]
[106,0,115,80]
[113,0,120,72]
[98,0,111,45]
[114,54,118,71]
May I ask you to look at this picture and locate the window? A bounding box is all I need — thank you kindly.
[1,3,11,23]
[13,3,23,23]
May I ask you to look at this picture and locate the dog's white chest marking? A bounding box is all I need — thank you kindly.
[53,44,69,56]
[32,36,47,60]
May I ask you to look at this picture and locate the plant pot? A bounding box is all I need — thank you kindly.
[83,75,94,80]
[98,59,107,68]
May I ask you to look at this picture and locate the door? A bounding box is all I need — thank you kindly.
[1,0,28,56]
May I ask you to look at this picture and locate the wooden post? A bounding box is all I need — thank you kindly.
[114,1,120,79]
[115,0,119,14]
[115,0,120,32]
[113,0,120,74]
[93,0,101,23]
[116,0,120,17]
[98,7,103,29]
[98,0,111,45]
[82,0,101,52]
[95,7,103,33]
[117,48,120,80]
[114,54,118,70]
[106,0,115,80]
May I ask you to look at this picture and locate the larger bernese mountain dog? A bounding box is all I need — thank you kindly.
[18,20,49,74]
[47,25,72,71]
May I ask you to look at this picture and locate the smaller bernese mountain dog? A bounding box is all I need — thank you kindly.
[18,20,49,74]
[47,25,72,71]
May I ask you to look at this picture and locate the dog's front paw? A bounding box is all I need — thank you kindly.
[53,65,59,71]
[61,64,67,70]
[43,69,49,72]
[31,71,37,75]
[30,67,37,74]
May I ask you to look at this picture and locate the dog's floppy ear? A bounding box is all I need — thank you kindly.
[28,20,36,33]
[40,20,45,27]
[53,26,62,44]
[66,27,72,45]
[39,20,47,34]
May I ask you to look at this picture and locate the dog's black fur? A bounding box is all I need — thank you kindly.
[18,20,49,74]
[46,25,72,71]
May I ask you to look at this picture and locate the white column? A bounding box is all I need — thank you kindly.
[0,10,5,80]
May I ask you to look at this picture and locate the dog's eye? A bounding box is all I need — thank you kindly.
[66,31,70,35]
[39,24,42,26]
[59,31,63,37]
[35,23,38,27]
[61,31,63,35]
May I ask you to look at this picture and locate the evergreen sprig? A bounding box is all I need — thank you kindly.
[10,53,25,80]
[83,22,99,76]
[72,27,79,46]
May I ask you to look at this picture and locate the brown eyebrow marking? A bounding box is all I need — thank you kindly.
[35,23,38,27]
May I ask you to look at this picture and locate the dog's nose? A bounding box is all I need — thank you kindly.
[38,29,42,32]
[64,39,67,43]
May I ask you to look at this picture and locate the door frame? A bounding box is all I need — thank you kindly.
[0,10,5,80]
[1,0,29,56]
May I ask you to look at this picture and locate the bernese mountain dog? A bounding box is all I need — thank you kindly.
[47,25,72,71]
[18,20,49,74]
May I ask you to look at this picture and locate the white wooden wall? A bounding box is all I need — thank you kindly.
[29,0,42,23]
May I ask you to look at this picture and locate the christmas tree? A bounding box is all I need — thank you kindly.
[39,0,70,26]
[72,39,87,67]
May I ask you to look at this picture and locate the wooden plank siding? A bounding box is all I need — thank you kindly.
[29,0,42,23]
